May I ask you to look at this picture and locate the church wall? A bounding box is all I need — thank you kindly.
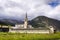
[9,29,49,33]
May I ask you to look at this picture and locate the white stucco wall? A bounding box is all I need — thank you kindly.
[9,29,49,34]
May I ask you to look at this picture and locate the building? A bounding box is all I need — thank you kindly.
[24,13,28,28]
[9,13,55,33]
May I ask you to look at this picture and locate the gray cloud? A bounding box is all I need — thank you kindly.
[0,0,60,20]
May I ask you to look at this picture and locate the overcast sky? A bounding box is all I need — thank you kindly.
[0,0,60,20]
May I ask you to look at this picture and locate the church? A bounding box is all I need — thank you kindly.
[9,13,55,33]
[11,13,33,29]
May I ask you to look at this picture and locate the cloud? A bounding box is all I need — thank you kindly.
[0,0,60,20]
[46,5,60,20]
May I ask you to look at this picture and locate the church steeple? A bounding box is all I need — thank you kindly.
[24,12,28,28]
[25,12,28,21]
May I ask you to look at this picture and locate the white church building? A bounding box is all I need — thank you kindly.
[9,13,55,34]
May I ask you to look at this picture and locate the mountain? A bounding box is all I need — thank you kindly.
[29,16,60,30]
[0,16,60,31]
[0,18,24,26]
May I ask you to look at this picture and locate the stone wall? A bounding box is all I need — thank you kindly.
[9,29,50,33]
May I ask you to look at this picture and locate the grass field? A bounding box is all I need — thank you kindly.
[0,32,60,40]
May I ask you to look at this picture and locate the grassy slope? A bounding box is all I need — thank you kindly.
[0,32,60,40]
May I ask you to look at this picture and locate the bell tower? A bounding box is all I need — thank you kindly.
[24,12,28,28]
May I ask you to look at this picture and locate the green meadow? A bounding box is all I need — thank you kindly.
[0,32,60,40]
